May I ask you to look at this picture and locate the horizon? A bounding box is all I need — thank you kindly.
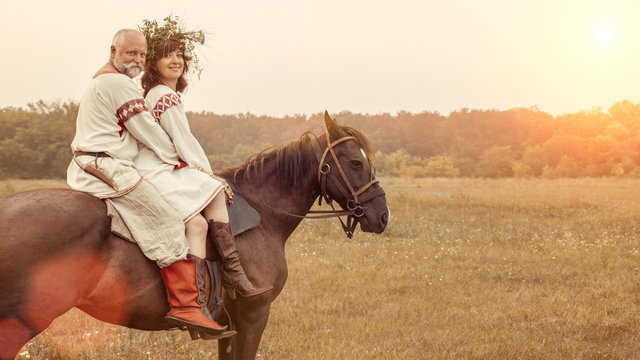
[5,98,634,119]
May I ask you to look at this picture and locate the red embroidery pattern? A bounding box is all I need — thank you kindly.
[152,93,182,123]
[116,99,147,136]
[176,158,188,169]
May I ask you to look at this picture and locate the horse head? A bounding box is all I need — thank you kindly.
[317,111,389,235]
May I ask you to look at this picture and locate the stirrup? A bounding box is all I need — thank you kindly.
[164,315,227,335]
[187,328,236,340]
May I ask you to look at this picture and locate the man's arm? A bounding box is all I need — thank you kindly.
[110,78,180,165]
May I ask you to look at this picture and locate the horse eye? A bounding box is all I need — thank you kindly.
[350,160,363,169]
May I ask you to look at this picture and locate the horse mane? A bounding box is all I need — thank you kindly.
[219,131,317,186]
[219,123,375,186]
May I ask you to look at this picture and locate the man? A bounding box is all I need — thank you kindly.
[67,29,233,339]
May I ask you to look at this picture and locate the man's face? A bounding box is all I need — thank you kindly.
[113,32,147,78]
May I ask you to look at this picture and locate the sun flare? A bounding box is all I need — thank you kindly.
[595,25,614,45]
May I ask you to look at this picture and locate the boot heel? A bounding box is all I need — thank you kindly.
[188,328,200,340]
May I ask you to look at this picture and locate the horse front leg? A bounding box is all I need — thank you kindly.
[218,300,271,360]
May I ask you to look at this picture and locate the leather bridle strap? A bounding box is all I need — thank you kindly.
[316,131,381,206]
[309,131,385,237]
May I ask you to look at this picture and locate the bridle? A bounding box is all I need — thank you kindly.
[305,130,386,238]
[240,130,386,238]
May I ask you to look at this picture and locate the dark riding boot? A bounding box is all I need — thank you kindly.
[208,220,273,299]
[161,257,236,339]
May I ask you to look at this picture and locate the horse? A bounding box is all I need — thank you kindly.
[0,112,388,360]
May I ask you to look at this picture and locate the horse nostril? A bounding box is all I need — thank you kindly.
[380,211,388,226]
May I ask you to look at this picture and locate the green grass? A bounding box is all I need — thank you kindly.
[7,177,640,359]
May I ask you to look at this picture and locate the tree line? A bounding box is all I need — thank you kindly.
[2,100,640,179]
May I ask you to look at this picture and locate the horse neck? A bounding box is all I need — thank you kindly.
[229,139,323,241]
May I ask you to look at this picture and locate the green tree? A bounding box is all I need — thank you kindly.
[475,145,514,178]
[0,101,76,179]
[424,156,459,177]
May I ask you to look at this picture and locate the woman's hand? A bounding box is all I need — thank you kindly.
[211,174,234,202]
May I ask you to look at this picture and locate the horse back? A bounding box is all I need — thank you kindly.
[0,188,112,329]
[0,188,110,264]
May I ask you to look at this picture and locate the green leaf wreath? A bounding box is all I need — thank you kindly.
[138,15,205,78]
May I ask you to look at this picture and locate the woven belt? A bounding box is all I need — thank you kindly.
[73,151,110,158]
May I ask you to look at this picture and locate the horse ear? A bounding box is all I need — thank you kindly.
[324,110,339,139]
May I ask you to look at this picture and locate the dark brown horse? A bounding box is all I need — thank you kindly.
[0,112,388,360]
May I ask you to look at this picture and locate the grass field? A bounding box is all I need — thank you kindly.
[5,177,640,359]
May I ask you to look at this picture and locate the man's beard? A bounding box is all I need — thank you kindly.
[114,52,143,78]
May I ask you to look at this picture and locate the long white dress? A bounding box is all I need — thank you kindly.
[135,85,224,222]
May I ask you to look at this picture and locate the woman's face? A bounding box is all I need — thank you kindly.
[156,49,184,85]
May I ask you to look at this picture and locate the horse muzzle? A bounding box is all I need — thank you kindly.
[357,195,389,234]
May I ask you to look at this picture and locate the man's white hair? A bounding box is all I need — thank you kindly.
[111,29,139,49]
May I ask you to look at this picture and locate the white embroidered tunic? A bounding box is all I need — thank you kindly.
[67,71,181,198]
[134,85,224,222]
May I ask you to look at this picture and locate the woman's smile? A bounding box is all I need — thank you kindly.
[157,50,185,89]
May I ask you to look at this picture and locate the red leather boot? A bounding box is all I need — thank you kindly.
[161,257,235,338]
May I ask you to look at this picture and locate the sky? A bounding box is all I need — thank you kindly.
[2,0,640,117]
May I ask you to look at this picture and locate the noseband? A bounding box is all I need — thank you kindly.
[308,131,386,238]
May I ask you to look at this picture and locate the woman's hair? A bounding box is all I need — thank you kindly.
[141,38,192,97]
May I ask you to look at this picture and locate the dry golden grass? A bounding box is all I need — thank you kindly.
[6,177,640,359]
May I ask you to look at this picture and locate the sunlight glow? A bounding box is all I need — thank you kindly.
[595,25,614,45]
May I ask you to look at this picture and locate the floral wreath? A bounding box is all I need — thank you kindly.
[138,15,205,78]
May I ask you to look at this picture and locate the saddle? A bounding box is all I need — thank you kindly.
[107,184,261,243]
[224,184,261,237]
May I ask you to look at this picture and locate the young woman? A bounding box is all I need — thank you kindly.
[134,25,272,336]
